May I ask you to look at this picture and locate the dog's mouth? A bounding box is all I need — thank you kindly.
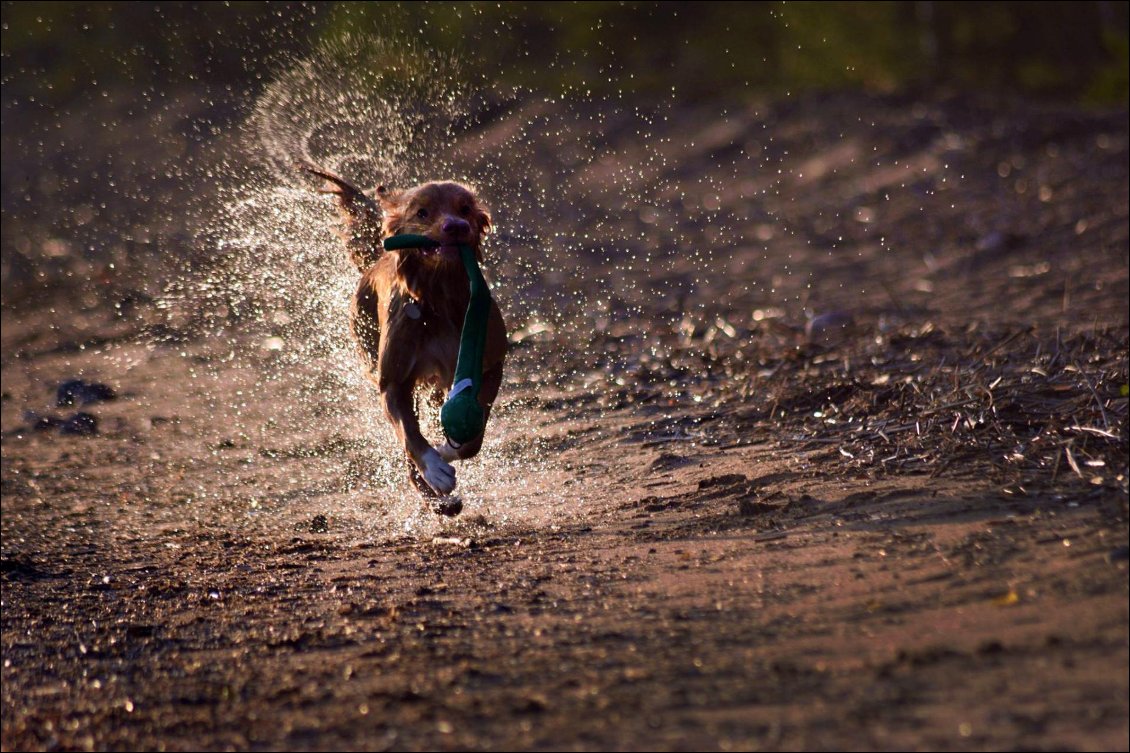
[425,240,472,257]
[412,242,467,264]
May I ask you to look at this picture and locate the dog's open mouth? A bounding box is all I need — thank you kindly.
[414,243,465,264]
[411,243,458,255]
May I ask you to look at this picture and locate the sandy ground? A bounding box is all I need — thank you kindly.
[2,88,1128,750]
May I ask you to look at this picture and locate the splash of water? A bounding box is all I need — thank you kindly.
[163,35,576,538]
[161,33,792,539]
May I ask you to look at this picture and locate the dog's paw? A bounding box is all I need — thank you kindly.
[420,449,457,495]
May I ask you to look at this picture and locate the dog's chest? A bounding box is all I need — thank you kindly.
[386,292,461,383]
[418,334,459,382]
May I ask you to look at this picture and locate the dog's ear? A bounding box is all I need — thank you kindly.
[302,164,383,271]
[375,184,399,204]
[474,205,492,262]
[376,185,409,237]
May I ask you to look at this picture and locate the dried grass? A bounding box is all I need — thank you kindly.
[731,321,1129,495]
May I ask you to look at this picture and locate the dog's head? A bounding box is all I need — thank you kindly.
[379,181,492,264]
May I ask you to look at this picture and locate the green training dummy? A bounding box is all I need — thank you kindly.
[382,234,490,445]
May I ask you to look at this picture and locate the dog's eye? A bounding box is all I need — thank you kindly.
[459,205,471,216]
[416,207,429,220]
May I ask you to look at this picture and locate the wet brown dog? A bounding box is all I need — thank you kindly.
[308,167,507,497]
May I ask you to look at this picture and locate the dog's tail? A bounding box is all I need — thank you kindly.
[301,163,383,272]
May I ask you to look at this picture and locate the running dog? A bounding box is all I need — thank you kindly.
[307,167,507,496]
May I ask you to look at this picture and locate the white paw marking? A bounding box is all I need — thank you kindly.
[421,448,456,495]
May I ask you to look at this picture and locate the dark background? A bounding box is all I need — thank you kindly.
[4,1,1129,107]
[3,1,1127,309]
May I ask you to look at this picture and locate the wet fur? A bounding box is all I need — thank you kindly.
[307,166,507,497]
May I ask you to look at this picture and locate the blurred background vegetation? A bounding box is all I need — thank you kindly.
[2,2,1126,307]
[3,1,1128,109]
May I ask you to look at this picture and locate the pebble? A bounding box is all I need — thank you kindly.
[56,380,116,407]
[805,311,855,345]
[23,411,98,436]
[60,413,99,436]
[434,497,463,517]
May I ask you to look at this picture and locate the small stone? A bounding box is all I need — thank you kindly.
[24,411,62,431]
[975,230,1025,254]
[805,311,854,345]
[1106,545,1129,564]
[56,380,116,407]
[434,497,463,517]
[60,412,99,436]
[738,497,777,516]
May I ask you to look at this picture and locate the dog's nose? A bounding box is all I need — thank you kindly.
[442,217,471,237]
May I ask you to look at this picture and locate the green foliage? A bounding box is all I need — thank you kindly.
[1,2,323,103]
[774,3,925,92]
[2,1,1127,105]
[1087,29,1130,104]
[311,1,1130,102]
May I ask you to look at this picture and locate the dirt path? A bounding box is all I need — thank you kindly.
[2,91,1128,750]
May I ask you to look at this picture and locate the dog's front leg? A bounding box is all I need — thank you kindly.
[382,380,456,496]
